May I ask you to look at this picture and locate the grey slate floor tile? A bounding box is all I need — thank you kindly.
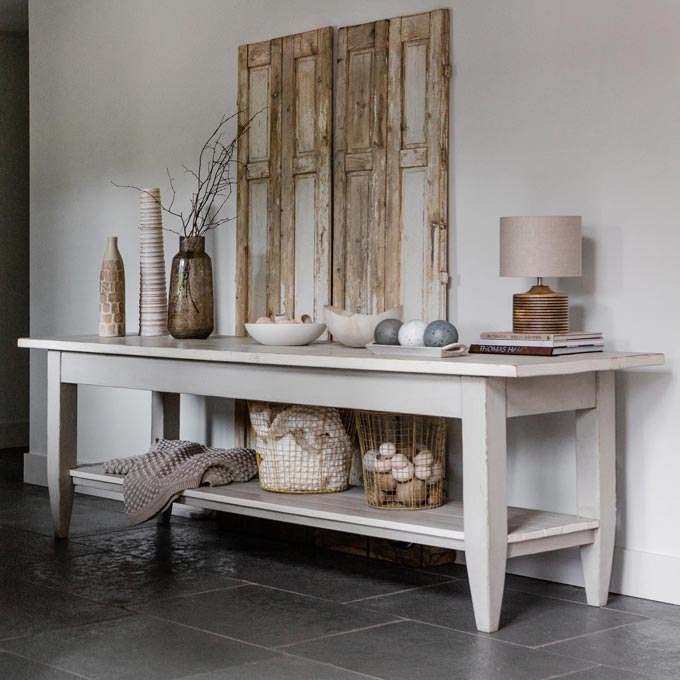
[178,654,373,679]
[0,485,135,537]
[72,521,289,560]
[604,593,680,624]
[421,563,591,604]
[134,583,398,648]
[287,619,594,680]
[75,522,452,603]
[353,579,646,647]
[14,550,245,606]
[503,573,590,604]
[0,652,86,679]
[222,550,455,603]
[0,574,130,641]
[550,665,648,679]
[0,525,101,568]
[2,450,679,680]
[2,615,275,680]
[545,617,680,679]
[0,483,185,537]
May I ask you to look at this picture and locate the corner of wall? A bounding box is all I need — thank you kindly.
[0,422,28,449]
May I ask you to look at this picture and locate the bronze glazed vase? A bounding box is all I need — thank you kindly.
[168,236,214,339]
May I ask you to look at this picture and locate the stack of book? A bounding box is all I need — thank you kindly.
[470,331,604,356]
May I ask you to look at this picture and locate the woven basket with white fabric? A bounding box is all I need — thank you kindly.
[248,402,355,493]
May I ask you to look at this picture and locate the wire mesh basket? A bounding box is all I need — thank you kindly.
[248,402,355,493]
[355,411,447,510]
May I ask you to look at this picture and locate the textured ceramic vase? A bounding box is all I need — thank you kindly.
[99,236,126,337]
[168,236,214,339]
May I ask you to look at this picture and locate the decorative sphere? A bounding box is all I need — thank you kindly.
[363,450,379,472]
[378,442,397,458]
[398,319,428,347]
[424,320,458,347]
[374,318,403,345]
[390,453,410,470]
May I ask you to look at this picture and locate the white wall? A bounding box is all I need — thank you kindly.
[29,0,678,602]
[0,30,29,448]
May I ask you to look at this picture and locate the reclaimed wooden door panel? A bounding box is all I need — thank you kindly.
[333,20,388,315]
[335,10,450,321]
[387,9,450,321]
[236,28,332,336]
[236,37,280,333]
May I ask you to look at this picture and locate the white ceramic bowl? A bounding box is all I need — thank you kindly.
[323,305,403,347]
[245,322,326,346]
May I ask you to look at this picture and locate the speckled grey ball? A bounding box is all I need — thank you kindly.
[374,318,403,345]
[424,320,458,347]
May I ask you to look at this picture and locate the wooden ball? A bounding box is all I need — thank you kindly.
[392,462,415,482]
[363,450,379,472]
[379,442,397,458]
[426,462,443,484]
[414,464,432,481]
[390,453,409,470]
[414,449,434,466]
[374,457,393,473]
[376,472,397,492]
[395,478,428,505]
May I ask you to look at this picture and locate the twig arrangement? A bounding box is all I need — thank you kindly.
[114,110,259,237]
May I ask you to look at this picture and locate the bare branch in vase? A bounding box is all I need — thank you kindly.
[113,108,265,238]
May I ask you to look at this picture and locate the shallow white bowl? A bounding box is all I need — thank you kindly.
[245,322,326,346]
[323,305,403,347]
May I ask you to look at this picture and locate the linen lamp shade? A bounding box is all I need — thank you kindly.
[499,216,582,333]
[500,216,582,278]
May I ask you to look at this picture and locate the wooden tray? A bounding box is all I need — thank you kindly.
[366,342,469,358]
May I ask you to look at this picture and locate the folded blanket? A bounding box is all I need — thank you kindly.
[103,439,257,525]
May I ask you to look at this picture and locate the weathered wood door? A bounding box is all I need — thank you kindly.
[236,27,332,336]
[334,9,450,320]
[333,20,389,316]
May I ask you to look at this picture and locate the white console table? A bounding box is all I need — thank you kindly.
[19,335,663,633]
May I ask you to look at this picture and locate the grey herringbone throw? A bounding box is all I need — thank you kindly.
[103,439,257,525]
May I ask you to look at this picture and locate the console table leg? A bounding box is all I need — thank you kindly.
[47,351,77,538]
[151,392,180,524]
[576,371,616,606]
[151,392,180,441]
[462,376,508,633]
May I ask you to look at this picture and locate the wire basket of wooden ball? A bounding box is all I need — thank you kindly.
[355,411,446,510]
[248,402,356,494]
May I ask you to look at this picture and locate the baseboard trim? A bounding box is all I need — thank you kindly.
[611,546,680,605]
[24,451,48,486]
[21,450,680,605]
[0,421,29,449]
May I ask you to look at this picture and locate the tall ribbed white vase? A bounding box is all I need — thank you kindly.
[138,188,168,336]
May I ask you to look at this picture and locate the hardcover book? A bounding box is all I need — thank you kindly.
[480,331,602,342]
[469,344,604,357]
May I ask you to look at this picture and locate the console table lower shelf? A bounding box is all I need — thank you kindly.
[71,465,599,559]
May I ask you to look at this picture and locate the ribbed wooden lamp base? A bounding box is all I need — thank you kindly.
[512,285,569,333]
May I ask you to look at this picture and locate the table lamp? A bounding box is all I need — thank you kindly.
[500,216,582,333]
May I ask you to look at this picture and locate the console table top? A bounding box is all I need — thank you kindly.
[19,335,663,379]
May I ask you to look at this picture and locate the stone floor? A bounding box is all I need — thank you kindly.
[1,448,679,679]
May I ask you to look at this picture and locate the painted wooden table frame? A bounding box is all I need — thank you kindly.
[19,336,663,633]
